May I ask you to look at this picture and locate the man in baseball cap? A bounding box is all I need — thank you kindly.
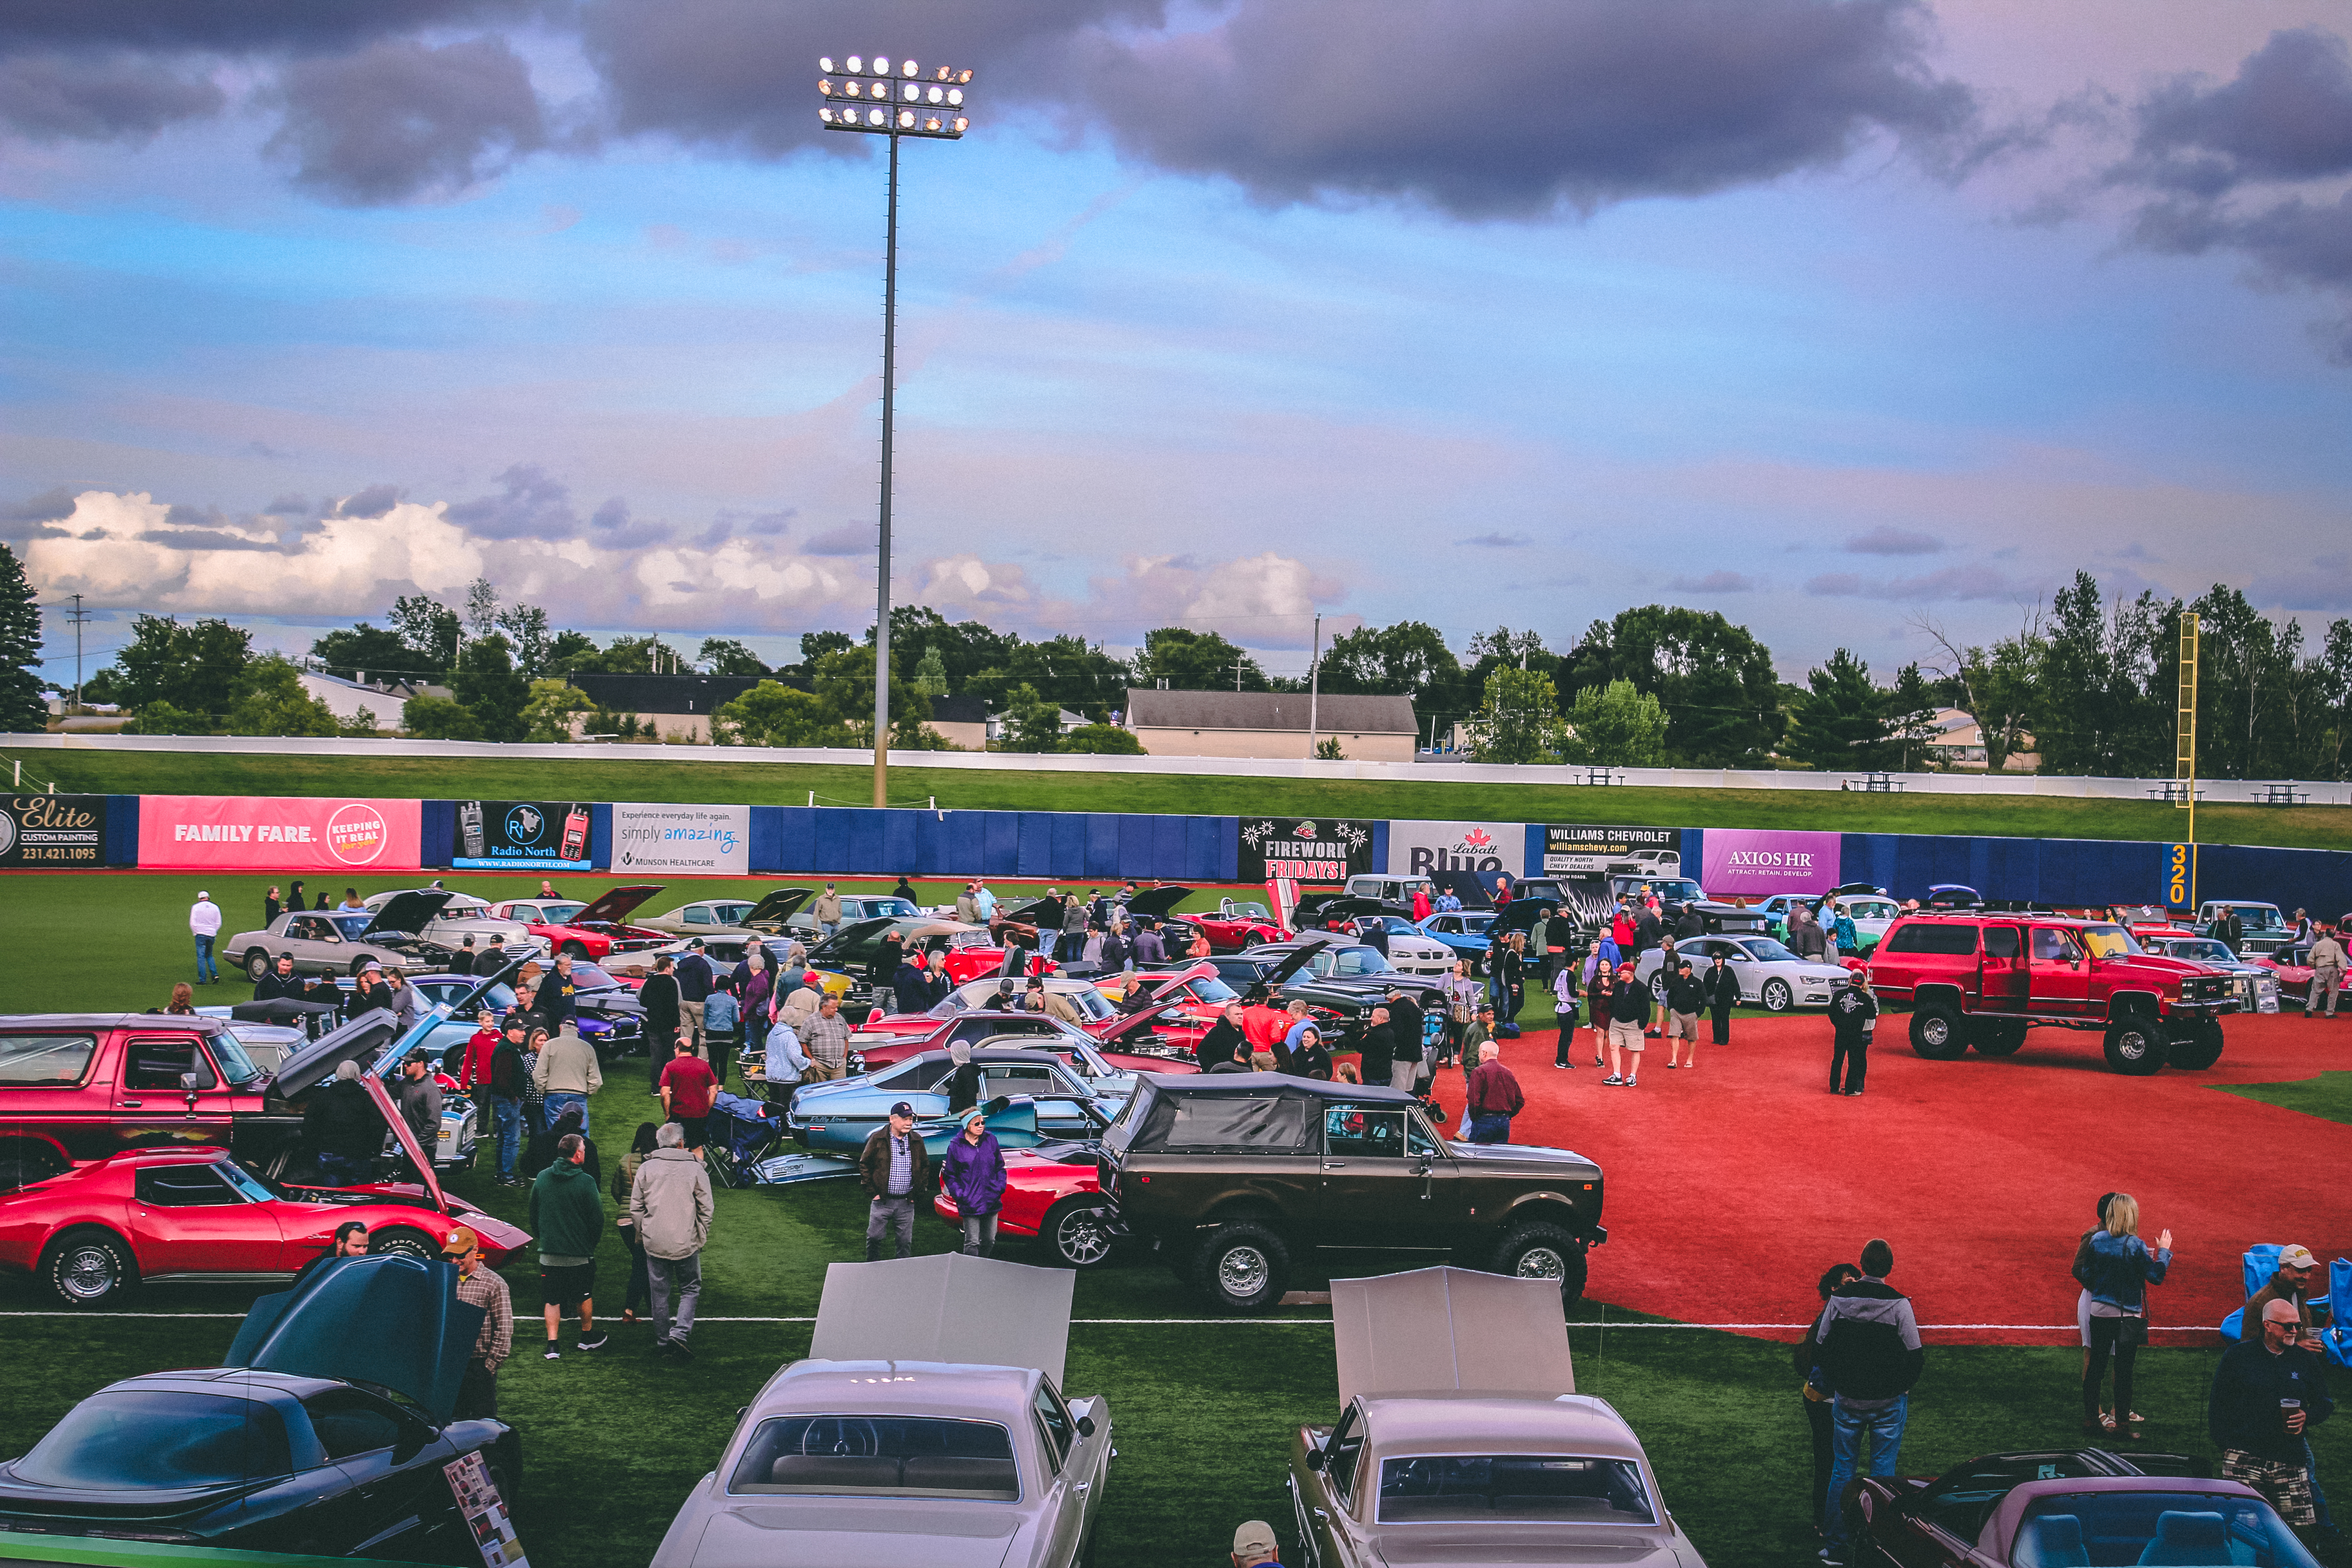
[2243,1246,2328,1352]
[1231,1519,1281,1566]
[445,1225,513,1419]
[858,1102,929,1261]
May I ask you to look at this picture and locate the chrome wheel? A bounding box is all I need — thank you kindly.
[1217,1245,1270,1300]
[1919,1014,1953,1048]
[1762,980,1792,1013]
[1053,1204,1113,1267]
[1514,1246,1568,1281]
[59,1244,122,1301]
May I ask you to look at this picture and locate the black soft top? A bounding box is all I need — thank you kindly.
[1112,1072,1421,1156]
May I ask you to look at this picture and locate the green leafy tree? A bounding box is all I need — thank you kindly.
[996,683,1066,753]
[1319,620,1464,707]
[1063,723,1145,755]
[108,614,252,720]
[0,544,44,732]
[221,655,340,737]
[521,678,592,742]
[544,629,599,675]
[463,577,500,641]
[807,646,929,745]
[1559,606,1781,765]
[310,622,414,682]
[711,681,849,747]
[495,604,553,677]
[339,705,381,738]
[389,595,461,676]
[911,645,949,697]
[697,637,769,676]
[451,634,529,743]
[1785,649,1895,770]
[1132,627,1265,692]
[1881,662,1941,772]
[791,630,855,670]
[1466,665,1565,764]
[2033,571,2175,777]
[400,694,482,740]
[879,608,1014,691]
[128,699,208,735]
[1313,736,1346,760]
[1559,679,1668,766]
[1915,613,2043,771]
[966,635,1129,718]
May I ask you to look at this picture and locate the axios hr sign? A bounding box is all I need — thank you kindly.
[138,796,421,872]
[1698,828,1841,897]
[1387,820,1524,881]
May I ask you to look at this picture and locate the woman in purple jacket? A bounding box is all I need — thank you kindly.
[941,1108,1008,1258]
[735,949,775,1060]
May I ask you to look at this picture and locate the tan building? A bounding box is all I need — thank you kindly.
[1923,707,2039,771]
[1121,689,1418,761]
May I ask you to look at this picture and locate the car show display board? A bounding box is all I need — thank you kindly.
[137,795,421,872]
[1538,822,1681,875]
[1239,816,1374,884]
[450,800,593,871]
[612,802,749,875]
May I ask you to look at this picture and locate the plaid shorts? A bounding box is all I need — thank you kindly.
[2220,1449,2316,1527]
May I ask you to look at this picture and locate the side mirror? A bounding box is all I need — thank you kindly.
[1303,1447,1325,1472]
[1075,1415,1096,1438]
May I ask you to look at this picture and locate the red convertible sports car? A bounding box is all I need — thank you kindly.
[848,1009,1204,1078]
[2246,947,2317,1010]
[931,1140,1113,1268]
[1845,1446,2321,1567]
[488,884,670,960]
[0,1079,528,1306]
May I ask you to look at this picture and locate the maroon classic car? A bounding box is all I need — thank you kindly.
[1843,1447,2320,1567]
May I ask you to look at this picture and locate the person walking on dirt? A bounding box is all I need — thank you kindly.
[2078,1193,2172,1441]
[1664,960,1705,1068]
[1465,1040,1523,1144]
[1828,969,1877,1096]
[1701,951,1738,1044]
[1602,962,1649,1087]
[1550,959,1579,1069]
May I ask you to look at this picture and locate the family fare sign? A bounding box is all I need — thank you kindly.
[139,796,421,872]
[1696,828,1841,897]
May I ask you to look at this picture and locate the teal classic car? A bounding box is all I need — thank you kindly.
[783,1047,1118,1156]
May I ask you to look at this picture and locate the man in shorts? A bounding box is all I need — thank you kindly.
[1603,962,1651,1087]
[528,1131,607,1359]
[1664,959,1705,1068]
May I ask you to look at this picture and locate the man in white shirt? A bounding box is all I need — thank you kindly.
[189,891,223,985]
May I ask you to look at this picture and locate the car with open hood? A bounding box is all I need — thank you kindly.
[487,884,669,960]
[638,887,812,938]
[1842,1446,2318,1568]
[1100,1073,1607,1312]
[0,1073,526,1305]
[803,916,1040,994]
[853,964,1226,1064]
[358,888,547,957]
[654,1252,1110,1568]
[1205,939,1449,1048]
[786,1045,1124,1154]
[1633,932,1854,1014]
[0,1251,525,1558]
[1287,1267,1705,1568]
[1189,893,1289,951]
[224,892,460,981]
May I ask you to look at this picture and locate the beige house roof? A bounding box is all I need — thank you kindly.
[1124,688,1415,734]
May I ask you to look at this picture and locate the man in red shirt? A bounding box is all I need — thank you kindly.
[456,1009,502,1093]
[1465,1040,1524,1145]
[658,1039,720,1156]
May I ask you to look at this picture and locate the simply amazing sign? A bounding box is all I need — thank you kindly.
[1698,828,1841,897]
[614,803,748,875]
[139,795,421,872]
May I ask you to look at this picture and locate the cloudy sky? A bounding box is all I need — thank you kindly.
[8,0,2352,682]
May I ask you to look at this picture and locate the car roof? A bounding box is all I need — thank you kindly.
[758,1359,1039,1421]
[1143,1070,1417,1103]
[1357,1393,1644,1463]
[0,1013,227,1033]
[895,1045,1080,1068]
[107,1367,345,1403]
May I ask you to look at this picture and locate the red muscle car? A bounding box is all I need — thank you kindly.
[931,1141,1112,1268]
[2246,947,2316,1010]
[489,885,670,960]
[848,1009,1203,1079]
[0,1079,528,1306]
[1183,892,1291,951]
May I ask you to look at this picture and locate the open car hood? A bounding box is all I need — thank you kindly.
[573,883,664,925]
[999,896,1059,926]
[269,1012,404,1102]
[1124,885,1193,919]
[357,889,453,940]
[362,1073,449,1214]
[1258,936,1332,989]
[225,1253,480,1425]
[743,887,813,926]
[1429,868,1494,908]
[809,1253,1075,1387]
[1332,1265,1574,1408]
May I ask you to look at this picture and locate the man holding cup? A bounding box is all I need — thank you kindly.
[2209,1297,2335,1540]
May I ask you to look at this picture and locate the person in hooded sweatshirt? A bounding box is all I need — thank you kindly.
[528,1131,608,1359]
[943,1042,984,1114]
[941,1107,1008,1258]
[1813,1239,1925,1562]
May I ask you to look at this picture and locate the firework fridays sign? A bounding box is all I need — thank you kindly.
[1239,818,1373,883]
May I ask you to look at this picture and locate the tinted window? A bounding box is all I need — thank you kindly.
[1735,938,1802,963]
[123,1037,217,1093]
[1378,1455,1655,1525]
[14,1392,292,1487]
[1138,1093,1314,1154]
[1325,1106,1410,1159]
[1983,927,2021,958]
[726,1416,1018,1500]
[136,1166,243,1207]
[1881,923,1981,956]
[302,1389,408,1460]
[0,1033,97,1087]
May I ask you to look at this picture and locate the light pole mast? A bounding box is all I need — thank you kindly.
[818,53,972,808]
[1306,612,1322,760]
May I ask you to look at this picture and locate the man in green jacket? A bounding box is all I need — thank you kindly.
[529,1132,608,1359]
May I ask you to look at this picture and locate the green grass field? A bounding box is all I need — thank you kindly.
[2221,1069,2352,1128]
[12,742,2351,849]
[2,872,2346,1567]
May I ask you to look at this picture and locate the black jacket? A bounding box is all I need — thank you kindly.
[449,948,477,976]
[489,1039,529,1098]
[2209,1338,2333,1463]
[1196,1020,1247,1072]
[676,954,714,1004]
[1829,985,1879,1040]
[1666,973,1706,1014]
[303,1077,384,1162]
[1385,997,1425,1062]
[1098,932,1130,971]
[1603,982,1651,1028]
[1813,1279,1925,1403]
[892,961,938,1010]
[945,1061,984,1114]
[1700,964,1739,1011]
[639,972,681,1029]
[869,941,905,987]
[1357,1022,1400,1078]
[253,970,306,1003]
[1288,1038,1332,1081]
[537,971,579,1026]
[1633,911,1662,953]
[1675,906,1705,939]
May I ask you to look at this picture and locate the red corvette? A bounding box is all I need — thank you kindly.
[488,885,670,960]
[2246,947,2316,1009]
[849,1009,1204,1078]
[931,1142,1112,1267]
[1182,892,1290,951]
[0,1081,527,1306]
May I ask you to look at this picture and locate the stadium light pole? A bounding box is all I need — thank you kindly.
[818,53,973,807]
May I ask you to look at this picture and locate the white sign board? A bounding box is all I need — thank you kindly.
[1386,820,1524,880]
[612,802,750,875]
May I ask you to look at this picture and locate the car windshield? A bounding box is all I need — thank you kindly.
[536,902,588,923]
[13,1391,292,1489]
[2010,1491,2319,1568]
[1312,947,1396,977]
[1736,938,1801,963]
[1377,1455,1655,1525]
[1228,902,1270,919]
[205,1030,262,1086]
[726,1416,1018,1500]
[1460,913,1495,932]
[926,994,970,1019]
[2228,906,2288,931]
[1178,976,1240,1004]
[328,914,374,939]
[567,963,619,990]
[2166,940,2236,963]
[862,898,918,917]
[2080,925,2143,960]
[213,1161,275,1201]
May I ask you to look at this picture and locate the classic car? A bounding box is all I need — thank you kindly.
[1417,909,1499,969]
[0,1077,526,1305]
[1288,1267,1705,1568]
[2194,900,2297,955]
[804,916,1041,992]
[0,1252,525,1558]
[1100,1073,1607,1311]
[638,887,811,937]
[786,1046,1123,1153]
[2137,932,2283,1014]
[932,1138,1117,1269]
[225,891,461,981]
[858,964,1225,1059]
[486,884,670,960]
[1204,939,1448,1048]
[653,1252,1111,1568]
[1192,896,1289,951]
[1813,893,1902,953]
[848,1010,1201,1083]
[358,888,547,956]
[1632,932,1854,1013]
[2246,943,2318,1011]
[1842,1446,2318,1568]
[783,892,922,940]
[855,976,1127,1038]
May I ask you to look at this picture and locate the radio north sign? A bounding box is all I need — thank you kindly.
[138,796,421,872]
[1239,818,1373,884]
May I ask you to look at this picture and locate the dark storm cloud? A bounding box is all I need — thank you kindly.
[0,486,78,543]
[335,484,403,519]
[587,496,672,549]
[265,34,548,205]
[445,463,578,540]
[0,52,224,143]
[0,0,538,54]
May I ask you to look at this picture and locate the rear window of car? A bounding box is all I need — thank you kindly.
[727,1416,1018,1500]
[1378,1455,1655,1525]
[13,1391,292,1488]
[1135,1093,1314,1154]
[0,1033,98,1087]
[1880,922,1980,956]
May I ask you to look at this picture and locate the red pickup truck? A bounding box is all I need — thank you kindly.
[0,1012,407,1189]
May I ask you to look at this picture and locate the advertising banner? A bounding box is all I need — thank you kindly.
[139,795,421,872]
[1387,820,1524,880]
[1699,827,1841,897]
[0,794,114,867]
[1240,817,1374,884]
[451,800,593,871]
[614,802,749,875]
[1542,823,1682,876]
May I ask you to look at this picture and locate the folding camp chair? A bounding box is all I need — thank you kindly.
[706,1092,786,1189]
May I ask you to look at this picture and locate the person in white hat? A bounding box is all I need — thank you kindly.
[2243,1246,2328,1353]
[1230,1519,1281,1567]
[188,890,222,985]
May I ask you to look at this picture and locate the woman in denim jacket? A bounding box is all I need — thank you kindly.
[2076,1193,2172,1440]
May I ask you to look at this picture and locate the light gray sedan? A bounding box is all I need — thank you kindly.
[1633,933,1851,1013]
[223,892,457,981]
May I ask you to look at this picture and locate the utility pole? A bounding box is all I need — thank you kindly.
[63,593,91,710]
[1306,612,1322,760]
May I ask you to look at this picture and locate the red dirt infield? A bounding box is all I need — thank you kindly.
[1423,1007,2352,1346]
